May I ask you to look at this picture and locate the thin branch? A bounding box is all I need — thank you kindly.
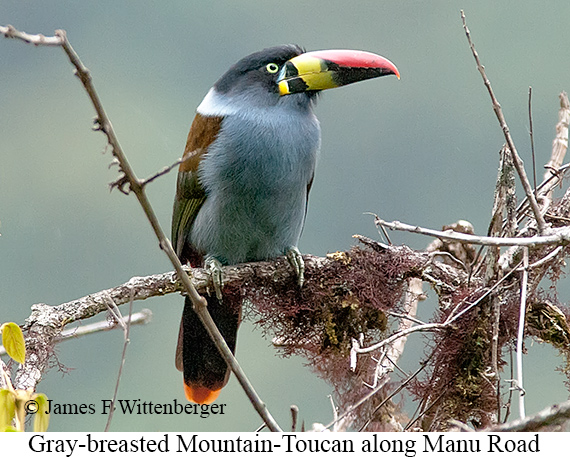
[365,212,393,245]
[386,311,426,326]
[104,293,127,335]
[351,322,446,356]
[404,386,450,431]
[446,260,522,325]
[328,395,340,432]
[528,87,537,196]
[516,247,529,419]
[461,10,547,233]
[0,25,64,46]
[0,310,152,357]
[290,405,299,432]
[375,217,570,247]
[526,245,563,269]
[358,361,429,432]
[104,288,134,432]
[503,346,515,423]
[515,163,570,229]
[356,278,424,381]
[325,357,428,432]
[140,157,187,187]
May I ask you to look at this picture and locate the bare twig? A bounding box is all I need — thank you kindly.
[104,289,134,432]
[104,293,127,335]
[365,212,393,245]
[526,245,563,269]
[358,361,428,432]
[503,347,515,423]
[325,358,428,432]
[375,217,570,247]
[328,395,340,432]
[354,278,423,388]
[528,87,537,196]
[140,157,186,187]
[0,310,152,357]
[386,311,426,326]
[405,386,450,431]
[351,322,446,356]
[290,405,299,432]
[0,25,64,46]
[516,163,570,228]
[446,260,522,324]
[461,10,547,234]
[516,247,529,419]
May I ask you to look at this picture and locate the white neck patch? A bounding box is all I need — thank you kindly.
[197,88,239,117]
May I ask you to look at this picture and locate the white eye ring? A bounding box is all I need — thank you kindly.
[266,63,279,74]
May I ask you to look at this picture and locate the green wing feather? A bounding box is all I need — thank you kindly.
[172,170,206,261]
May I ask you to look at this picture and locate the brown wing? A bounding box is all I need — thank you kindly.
[174,113,223,374]
[171,113,223,265]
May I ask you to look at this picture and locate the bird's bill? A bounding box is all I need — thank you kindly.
[277,49,400,95]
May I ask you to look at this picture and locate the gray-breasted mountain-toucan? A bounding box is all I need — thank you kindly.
[172,45,399,404]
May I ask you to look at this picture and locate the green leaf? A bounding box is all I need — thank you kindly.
[0,389,16,432]
[33,393,49,432]
[1,323,26,364]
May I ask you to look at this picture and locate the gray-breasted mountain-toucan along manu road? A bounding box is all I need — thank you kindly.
[172,45,399,404]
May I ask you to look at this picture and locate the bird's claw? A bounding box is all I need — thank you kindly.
[204,255,224,301]
[286,246,305,287]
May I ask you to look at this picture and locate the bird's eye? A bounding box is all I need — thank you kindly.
[266,63,279,74]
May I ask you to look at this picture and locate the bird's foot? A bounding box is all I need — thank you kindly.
[204,255,224,301]
[286,246,305,287]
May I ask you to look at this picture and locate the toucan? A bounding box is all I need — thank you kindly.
[172,45,399,404]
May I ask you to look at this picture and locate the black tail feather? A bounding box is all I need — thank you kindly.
[177,295,240,396]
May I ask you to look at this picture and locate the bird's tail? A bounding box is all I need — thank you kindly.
[175,295,240,404]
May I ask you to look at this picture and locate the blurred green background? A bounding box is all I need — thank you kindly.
[1,1,569,431]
